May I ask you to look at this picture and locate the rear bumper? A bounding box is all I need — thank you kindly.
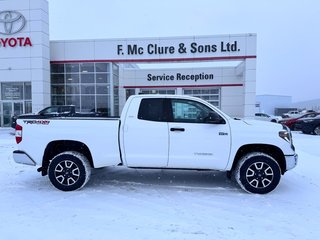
[285,153,298,171]
[13,150,36,166]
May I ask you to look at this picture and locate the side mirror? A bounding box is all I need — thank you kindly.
[204,112,226,124]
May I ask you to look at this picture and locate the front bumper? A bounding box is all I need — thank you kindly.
[285,153,298,171]
[13,150,36,166]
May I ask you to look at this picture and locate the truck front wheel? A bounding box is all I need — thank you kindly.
[48,151,91,191]
[234,152,281,194]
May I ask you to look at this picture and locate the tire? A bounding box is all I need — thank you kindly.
[233,152,281,194]
[313,125,320,135]
[48,151,91,191]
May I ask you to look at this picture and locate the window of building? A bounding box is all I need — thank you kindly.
[51,74,65,84]
[126,89,135,100]
[81,73,94,83]
[81,95,95,112]
[0,82,32,127]
[1,82,31,101]
[51,64,65,73]
[139,89,176,95]
[1,83,23,100]
[95,63,110,72]
[183,88,220,108]
[66,63,79,73]
[66,73,80,84]
[80,63,94,73]
[50,62,115,115]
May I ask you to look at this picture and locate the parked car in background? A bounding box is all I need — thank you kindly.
[279,112,320,130]
[294,115,320,135]
[282,110,303,119]
[11,105,109,128]
[11,105,75,128]
[255,113,282,123]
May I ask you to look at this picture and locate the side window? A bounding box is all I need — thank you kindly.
[40,106,59,114]
[138,98,166,122]
[60,106,72,113]
[171,99,213,123]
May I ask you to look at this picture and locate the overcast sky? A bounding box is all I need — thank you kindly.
[47,0,320,102]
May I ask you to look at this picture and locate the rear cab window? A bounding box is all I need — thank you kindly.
[138,98,170,122]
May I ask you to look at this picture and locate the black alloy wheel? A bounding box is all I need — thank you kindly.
[234,152,281,194]
[48,151,91,191]
[245,162,274,189]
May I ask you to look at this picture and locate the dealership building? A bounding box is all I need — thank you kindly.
[0,0,256,127]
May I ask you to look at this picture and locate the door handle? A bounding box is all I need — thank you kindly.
[170,127,185,132]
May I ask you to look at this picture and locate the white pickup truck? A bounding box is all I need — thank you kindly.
[13,95,297,194]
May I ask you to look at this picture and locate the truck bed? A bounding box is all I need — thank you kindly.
[16,117,122,168]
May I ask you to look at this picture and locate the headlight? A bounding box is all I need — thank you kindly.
[279,125,292,143]
[279,130,291,143]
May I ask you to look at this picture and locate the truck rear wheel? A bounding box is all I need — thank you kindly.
[233,152,281,194]
[48,151,91,191]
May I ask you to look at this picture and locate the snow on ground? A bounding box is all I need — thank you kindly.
[0,128,319,240]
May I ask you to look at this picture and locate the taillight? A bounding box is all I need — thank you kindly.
[15,124,22,144]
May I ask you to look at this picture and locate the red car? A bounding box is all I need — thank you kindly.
[280,112,320,130]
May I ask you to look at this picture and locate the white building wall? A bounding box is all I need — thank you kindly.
[243,59,257,117]
[220,87,244,117]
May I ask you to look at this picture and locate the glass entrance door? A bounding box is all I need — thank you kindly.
[1,102,24,127]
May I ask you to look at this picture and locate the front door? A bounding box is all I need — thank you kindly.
[167,99,231,170]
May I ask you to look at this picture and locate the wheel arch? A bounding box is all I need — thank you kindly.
[231,144,286,175]
[41,140,94,176]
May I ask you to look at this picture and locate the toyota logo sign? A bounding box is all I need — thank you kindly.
[0,10,32,48]
[0,10,26,35]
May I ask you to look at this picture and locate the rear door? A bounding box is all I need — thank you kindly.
[122,98,169,167]
[167,98,231,170]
